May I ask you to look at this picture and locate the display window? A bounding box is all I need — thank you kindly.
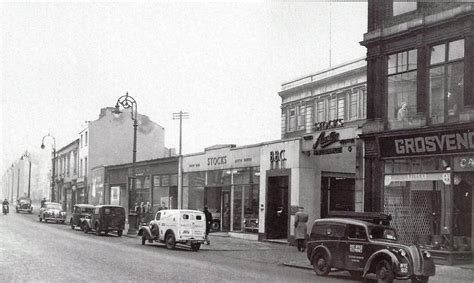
[384,157,472,252]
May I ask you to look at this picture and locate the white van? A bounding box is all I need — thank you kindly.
[138,209,206,251]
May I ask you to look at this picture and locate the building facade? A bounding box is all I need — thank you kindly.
[360,1,474,264]
[54,139,79,212]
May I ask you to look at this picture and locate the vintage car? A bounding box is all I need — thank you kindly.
[82,205,125,237]
[307,213,435,283]
[38,202,66,223]
[139,209,206,251]
[243,216,258,233]
[70,204,95,231]
[16,197,33,214]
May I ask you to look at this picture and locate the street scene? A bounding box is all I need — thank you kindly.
[2,1,474,282]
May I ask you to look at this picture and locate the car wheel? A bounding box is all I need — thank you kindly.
[83,223,89,234]
[211,220,220,231]
[165,233,176,250]
[43,217,47,223]
[191,243,201,252]
[411,276,429,283]
[117,230,123,237]
[95,224,101,236]
[39,216,42,222]
[312,252,330,276]
[141,234,146,245]
[376,259,394,283]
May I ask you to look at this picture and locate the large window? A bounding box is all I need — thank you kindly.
[387,49,418,130]
[429,39,464,125]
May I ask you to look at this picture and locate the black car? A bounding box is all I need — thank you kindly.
[16,197,33,214]
[70,204,95,231]
[83,205,125,237]
[307,213,435,283]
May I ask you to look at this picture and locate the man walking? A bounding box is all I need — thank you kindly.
[203,206,213,245]
[294,206,308,252]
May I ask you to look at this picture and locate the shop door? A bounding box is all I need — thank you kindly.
[321,176,355,218]
[265,176,289,239]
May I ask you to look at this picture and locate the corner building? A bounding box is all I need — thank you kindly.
[360,1,474,265]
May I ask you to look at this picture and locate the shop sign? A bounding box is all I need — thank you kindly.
[270,150,286,164]
[379,129,474,158]
[454,156,474,171]
[384,173,450,186]
[135,167,149,176]
[314,118,344,131]
[208,156,227,166]
[313,131,340,149]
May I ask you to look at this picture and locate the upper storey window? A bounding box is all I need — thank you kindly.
[392,2,417,16]
[387,49,417,130]
[429,39,464,125]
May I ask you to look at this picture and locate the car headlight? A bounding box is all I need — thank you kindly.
[399,249,407,257]
[423,251,431,259]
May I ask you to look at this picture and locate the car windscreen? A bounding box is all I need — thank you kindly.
[46,204,61,210]
[104,207,124,215]
[83,208,94,214]
[369,226,398,241]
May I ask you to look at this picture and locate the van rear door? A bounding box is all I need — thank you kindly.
[191,212,206,239]
[179,212,205,239]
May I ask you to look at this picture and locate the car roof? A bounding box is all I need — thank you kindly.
[159,209,204,214]
[95,205,124,208]
[45,202,61,205]
[74,204,95,208]
[314,218,387,227]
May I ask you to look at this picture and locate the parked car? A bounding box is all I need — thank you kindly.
[307,213,435,283]
[38,202,66,224]
[70,204,95,231]
[211,211,221,231]
[243,216,258,233]
[139,209,206,251]
[16,197,33,214]
[82,205,125,237]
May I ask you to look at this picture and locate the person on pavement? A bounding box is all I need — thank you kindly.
[294,206,308,252]
[41,197,46,208]
[3,198,9,213]
[203,206,213,245]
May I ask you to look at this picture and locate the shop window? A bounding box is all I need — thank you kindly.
[393,2,417,16]
[387,49,418,130]
[429,39,464,124]
[349,92,358,120]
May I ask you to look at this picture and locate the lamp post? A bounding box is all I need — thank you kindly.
[21,151,32,199]
[112,92,138,234]
[41,133,56,202]
[10,164,14,203]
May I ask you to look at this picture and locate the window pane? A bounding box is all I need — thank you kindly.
[349,92,358,120]
[393,2,417,16]
[398,51,407,72]
[447,62,464,122]
[408,49,417,71]
[388,54,397,75]
[449,39,464,61]
[317,100,325,122]
[429,66,445,124]
[328,97,337,120]
[387,71,417,129]
[337,95,345,120]
[430,44,445,65]
[297,105,305,129]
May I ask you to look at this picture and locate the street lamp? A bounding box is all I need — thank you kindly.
[113,92,138,234]
[41,133,56,202]
[20,151,32,199]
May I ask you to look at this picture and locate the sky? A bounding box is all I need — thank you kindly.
[0,1,367,174]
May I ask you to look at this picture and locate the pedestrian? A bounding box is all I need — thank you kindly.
[158,202,167,211]
[139,202,145,225]
[294,206,308,252]
[41,197,46,208]
[203,206,213,245]
[145,201,151,213]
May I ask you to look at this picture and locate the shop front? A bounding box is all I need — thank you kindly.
[371,126,474,265]
[182,144,260,239]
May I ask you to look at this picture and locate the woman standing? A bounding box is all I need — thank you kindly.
[294,207,308,252]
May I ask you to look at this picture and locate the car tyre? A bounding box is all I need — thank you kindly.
[39,216,42,222]
[83,223,90,234]
[165,233,176,250]
[211,220,220,231]
[95,223,101,236]
[376,259,394,283]
[141,234,146,245]
[191,243,201,252]
[312,252,330,276]
[411,276,429,283]
[104,230,109,236]
[117,230,123,237]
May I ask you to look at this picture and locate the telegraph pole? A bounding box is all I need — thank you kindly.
[172,111,189,209]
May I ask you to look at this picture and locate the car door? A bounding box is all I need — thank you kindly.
[327,223,347,269]
[345,224,369,271]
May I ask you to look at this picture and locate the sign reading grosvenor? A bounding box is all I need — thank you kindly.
[379,128,474,158]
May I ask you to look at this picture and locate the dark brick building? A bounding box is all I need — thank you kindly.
[360,1,474,265]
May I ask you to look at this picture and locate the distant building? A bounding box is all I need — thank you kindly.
[360,1,474,265]
[55,107,167,210]
[54,139,79,211]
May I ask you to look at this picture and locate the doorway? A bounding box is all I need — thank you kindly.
[321,175,355,218]
[265,176,289,239]
[204,187,231,232]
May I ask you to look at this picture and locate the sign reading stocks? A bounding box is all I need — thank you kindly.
[379,129,474,158]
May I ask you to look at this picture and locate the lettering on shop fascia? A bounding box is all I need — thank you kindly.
[460,157,474,168]
[208,156,227,166]
[234,158,253,164]
[270,150,286,163]
[380,129,474,158]
[313,131,340,149]
[314,119,344,131]
[189,164,200,168]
